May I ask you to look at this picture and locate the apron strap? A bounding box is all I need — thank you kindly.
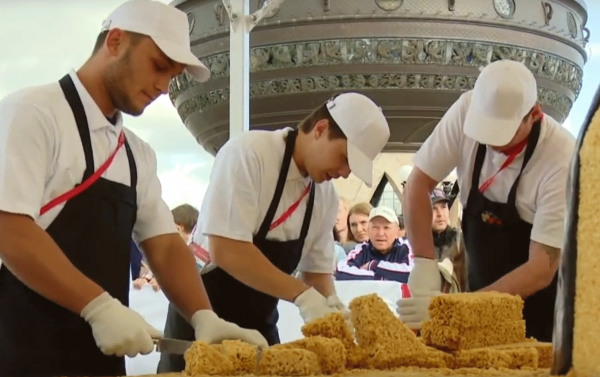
[298,181,316,241]
[256,130,298,239]
[59,75,94,179]
[507,120,542,206]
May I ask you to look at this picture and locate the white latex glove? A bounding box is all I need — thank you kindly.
[294,287,343,324]
[191,310,269,349]
[82,292,161,357]
[326,294,353,329]
[396,257,442,330]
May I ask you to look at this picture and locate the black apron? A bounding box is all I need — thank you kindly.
[462,121,557,342]
[0,75,137,377]
[157,129,315,373]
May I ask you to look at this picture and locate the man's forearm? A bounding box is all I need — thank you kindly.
[479,262,548,298]
[210,236,309,302]
[143,234,211,320]
[403,171,437,259]
[300,272,335,297]
[0,212,104,314]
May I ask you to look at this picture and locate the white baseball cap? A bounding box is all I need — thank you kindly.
[101,0,210,82]
[368,206,399,225]
[464,60,538,146]
[326,93,390,187]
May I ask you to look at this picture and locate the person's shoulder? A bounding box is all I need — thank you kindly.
[122,127,158,163]
[0,82,63,118]
[540,115,576,165]
[222,128,287,154]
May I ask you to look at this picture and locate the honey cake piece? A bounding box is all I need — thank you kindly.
[428,292,524,329]
[257,347,321,376]
[349,293,427,369]
[501,347,539,369]
[212,339,257,375]
[421,320,526,350]
[302,312,367,368]
[452,348,511,369]
[274,336,346,374]
[184,341,233,376]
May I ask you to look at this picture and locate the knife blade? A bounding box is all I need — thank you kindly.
[153,337,193,355]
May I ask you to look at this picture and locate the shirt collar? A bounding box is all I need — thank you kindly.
[68,70,123,133]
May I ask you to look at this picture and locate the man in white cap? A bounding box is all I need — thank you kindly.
[0,1,267,376]
[158,92,390,372]
[397,60,575,343]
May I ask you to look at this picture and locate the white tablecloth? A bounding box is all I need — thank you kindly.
[125,280,403,375]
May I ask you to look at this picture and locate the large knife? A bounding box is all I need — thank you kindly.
[153,337,193,355]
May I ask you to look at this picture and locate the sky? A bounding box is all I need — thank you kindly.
[0,1,598,209]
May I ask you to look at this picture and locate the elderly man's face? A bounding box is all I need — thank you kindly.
[368,217,398,253]
[432,202,450,232]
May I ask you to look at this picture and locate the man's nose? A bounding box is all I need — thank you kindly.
[339,165,351,178]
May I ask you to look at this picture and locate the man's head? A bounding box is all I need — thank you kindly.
[91,0,210,116]
[431,188,450,233]
[297,93,390,187]
[464,60,543,151]
[368,206,399,253]
[171,204,199,242]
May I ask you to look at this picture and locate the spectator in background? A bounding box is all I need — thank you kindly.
[333,227,347,268]
[335,197,350,243]
[172,204,199,244]
[336,206,413,283]
[343,202,373,253]
[132,204,200,292]
[398,215,406,238]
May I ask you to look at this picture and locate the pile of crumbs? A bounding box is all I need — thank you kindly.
[179,292,555,376]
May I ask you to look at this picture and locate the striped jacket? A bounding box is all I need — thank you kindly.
[335,238,413,283]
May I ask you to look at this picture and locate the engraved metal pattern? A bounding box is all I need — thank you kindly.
[169,38,583,101]
[493,0,516,19]
[567,12,578,38]
[542,1,553,26]
[375,0,403,11]
[214,3,225,26]
[258,0,281,19]
[174,73,572,122]
[187,12,195,35]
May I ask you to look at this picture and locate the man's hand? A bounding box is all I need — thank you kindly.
[133,278,147,290]
[191,310,268,349]
[149,277,160,292]
[82,292,161,357]
[396,257,442,329]
[294,287,348,324]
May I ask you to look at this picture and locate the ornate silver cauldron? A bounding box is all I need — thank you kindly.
[168,0,589,156]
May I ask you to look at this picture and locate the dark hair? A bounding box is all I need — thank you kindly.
[332,227,340,243]
[91,30,145,56]
[397,215,405,229]
[171,204,199,233]
[297,94,346,140]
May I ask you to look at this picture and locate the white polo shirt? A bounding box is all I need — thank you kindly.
[193,128,338,274]
[0,71,177,245]
[413,90,575,249]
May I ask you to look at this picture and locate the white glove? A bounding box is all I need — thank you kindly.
[82,292,161,357]
[191,310,269,349]
[396,257,442,330]
[407,257,442,294]
[294,287,344,324]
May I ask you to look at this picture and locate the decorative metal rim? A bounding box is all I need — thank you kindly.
[169,38,583,104]
[174,72,572,124]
